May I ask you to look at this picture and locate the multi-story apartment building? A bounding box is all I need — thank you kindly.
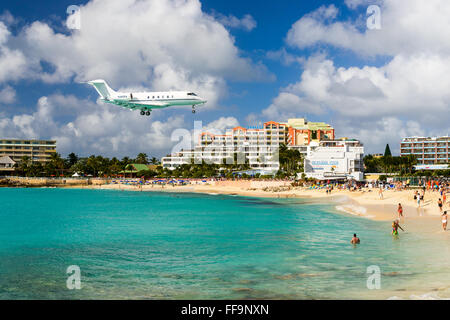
[286,118,335,154]
[0,139,57,164]
[162,118,335,174]
[400,136,449,165]
[304,139,365,181]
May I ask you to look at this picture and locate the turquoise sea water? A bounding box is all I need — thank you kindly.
[0,188,449,299]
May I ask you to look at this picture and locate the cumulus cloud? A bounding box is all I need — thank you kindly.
[266,48,305,66]
[264,0,450,153]
[204,116,239,133]
[13,0,269,87]
[215,13,257,32]
[0,85,16,103]
[0,22,30,83]
[286,0,450,57]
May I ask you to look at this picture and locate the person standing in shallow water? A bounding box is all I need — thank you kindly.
[392,220,404,236]
[397,203,403,219]
[442,211,447,231]
[351,233,360,244]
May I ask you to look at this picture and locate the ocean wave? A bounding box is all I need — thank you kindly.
[335,204,374,219]
[388,292,450,300]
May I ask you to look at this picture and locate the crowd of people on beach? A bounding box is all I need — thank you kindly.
[353,180,449,245]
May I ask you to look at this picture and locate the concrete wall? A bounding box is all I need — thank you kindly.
[3,177,110,186]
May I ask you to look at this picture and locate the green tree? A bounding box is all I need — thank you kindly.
[67,153,79,167]
[278,144,302,175]
[384,144,392,157]
[149,157,160,165]
[48,153,66,176]
[135,153,148,164]
[16,156,31,176]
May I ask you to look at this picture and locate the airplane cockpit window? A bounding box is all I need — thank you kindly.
[187,92,197,96]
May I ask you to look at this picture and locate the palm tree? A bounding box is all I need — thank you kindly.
[149,157,160,165]
[49,153,65,176]
[135,153,148,164]
[16,156,31,176]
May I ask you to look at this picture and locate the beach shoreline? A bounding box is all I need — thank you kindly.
[70,181,447,223]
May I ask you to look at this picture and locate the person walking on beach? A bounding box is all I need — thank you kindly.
[417,193,421,207]
[378,187,384,200]
[442,211,447,231]
[397,203,403,219]
[351,233,360,244]
[438,198,443,213]
[392,220,404,236]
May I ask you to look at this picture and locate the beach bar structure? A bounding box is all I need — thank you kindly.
[400,136,449,165]
[0,156,16,174]
[162,118,335,174]
[0,139,56,164]
[119,164,158,177]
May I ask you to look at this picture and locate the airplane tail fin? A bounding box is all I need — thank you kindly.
[87,79,116,100]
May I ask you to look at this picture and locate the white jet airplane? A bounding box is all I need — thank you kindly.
[87,79,206,116]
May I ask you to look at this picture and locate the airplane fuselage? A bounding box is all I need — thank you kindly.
[107,91,206,110]
[87,79,206,115]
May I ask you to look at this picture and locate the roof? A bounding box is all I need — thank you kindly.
[120,164,158,173]
[0,156,15,164]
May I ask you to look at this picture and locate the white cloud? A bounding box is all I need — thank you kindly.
[215,13,257,32]
[204,116,239,133]
[335,117,426,154]
[0,85,16,103]
[14,0,269,87]
[266,48,305,66]
[286,1,450,57]
[0,22,30,83]
[344,0,376,9]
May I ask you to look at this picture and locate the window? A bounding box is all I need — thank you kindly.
[152,96,155,99]
[187,92,197,96]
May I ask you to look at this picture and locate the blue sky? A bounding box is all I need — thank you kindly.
[0,0,448,158]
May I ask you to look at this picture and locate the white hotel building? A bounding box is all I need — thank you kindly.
[303,139,365,181]
[162,121,287,175]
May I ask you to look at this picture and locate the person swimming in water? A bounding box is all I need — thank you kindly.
[392,220,404,236]
[350,233,360,244]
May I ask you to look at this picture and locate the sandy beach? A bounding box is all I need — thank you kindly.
[81,180,448,223]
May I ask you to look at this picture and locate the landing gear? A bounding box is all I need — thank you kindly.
[140,110,151,116]
[140,110,145,116]
[145,111,151,116]
[192,105,196,114]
